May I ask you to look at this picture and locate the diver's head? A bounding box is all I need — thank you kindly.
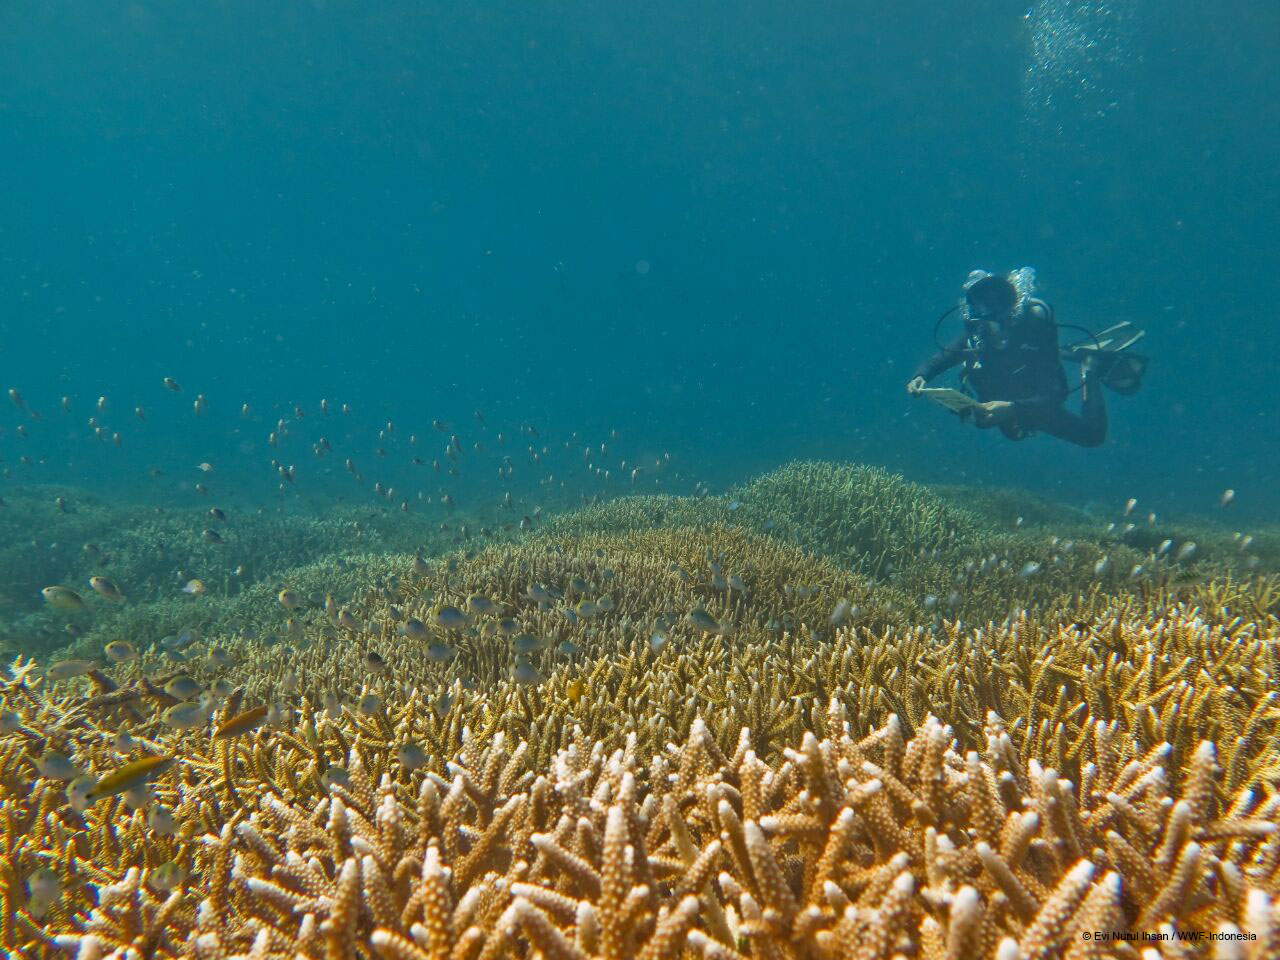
[964,273,1019,326]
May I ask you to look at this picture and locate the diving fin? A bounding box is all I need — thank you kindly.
[1093,351,1148,394]
[1061,323,1146,363]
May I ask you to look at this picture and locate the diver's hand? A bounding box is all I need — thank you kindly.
[972,400,1016,427]
[906,376,926,396]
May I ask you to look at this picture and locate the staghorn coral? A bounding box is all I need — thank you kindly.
[540,496,730,539]
[0,490,454,662]
[726,461,983,579]
[3,466,1280,958]
[17,461,1277,668]
[4,702,1279,960]
[1,557,1279,957]
[932,484,1096,531]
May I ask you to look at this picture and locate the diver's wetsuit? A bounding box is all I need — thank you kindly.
[914,299,1107,447]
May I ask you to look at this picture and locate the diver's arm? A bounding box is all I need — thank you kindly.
[912,332,968,383]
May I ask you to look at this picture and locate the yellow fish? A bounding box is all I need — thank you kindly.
[104,640,137,663]
[42,586,85,610]
[566,678,586,704]
[85,755,175,803]
[213,705,269,740]
[88,576,124,602]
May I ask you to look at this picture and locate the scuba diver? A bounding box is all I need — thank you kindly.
[906,268,1146,447]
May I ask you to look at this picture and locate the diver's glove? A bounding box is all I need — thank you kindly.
[962,400,1016,428]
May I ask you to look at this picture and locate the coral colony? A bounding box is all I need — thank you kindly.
[1,462,1277,958]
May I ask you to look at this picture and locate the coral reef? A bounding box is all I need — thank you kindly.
[2,461,1279,958]
[727,462,982,579]
[0,487,462,662]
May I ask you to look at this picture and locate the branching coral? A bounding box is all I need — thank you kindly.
[8,709,1279,959]
[727,461,982,579]
[2,464,1279,959]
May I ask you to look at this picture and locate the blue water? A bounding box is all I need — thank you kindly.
[1,0,1277,521]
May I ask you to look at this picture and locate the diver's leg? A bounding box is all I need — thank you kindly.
[1026,379,1107,447]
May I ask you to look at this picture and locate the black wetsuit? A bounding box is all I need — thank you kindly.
[914,299,1107,447]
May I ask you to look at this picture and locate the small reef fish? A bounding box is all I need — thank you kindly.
[42,586,85,610]
[396,741,429,771]
[1174,541,1197,563]
[214,705,269,740]
[46,659,96,681]
[162,629,200,650]
[149,861,186,893]
[426,643,458,663]
[321,766,350,791]
[35,750,83,780]
[689,607,729,635]
[207,648,235,668]
[67,775,96,812]
[0,710,33,735]
[467,594,500,615]
[278,589,302,609]
[113,730,137,752]
[512,658,544,686]
[161,700,211,729]
[26,867,61,916]
[182,579,207,595]
[104,640,137,663]
[1018,562,1042,578]
[147,804,178,834]
[84,755,176,803]
[566,678,586,704]
[433,690,456,717]
[399,618,430,640]
[202,528,224,544]
[27,867,60,902]
[89,576,125,602]
[1221,488,1235,508]
[122,784,152,810]
[163,376,181,392]
[830,599,852,626]
[164,675,202,700]
[512,634,550,654]
[431,605,469,630]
